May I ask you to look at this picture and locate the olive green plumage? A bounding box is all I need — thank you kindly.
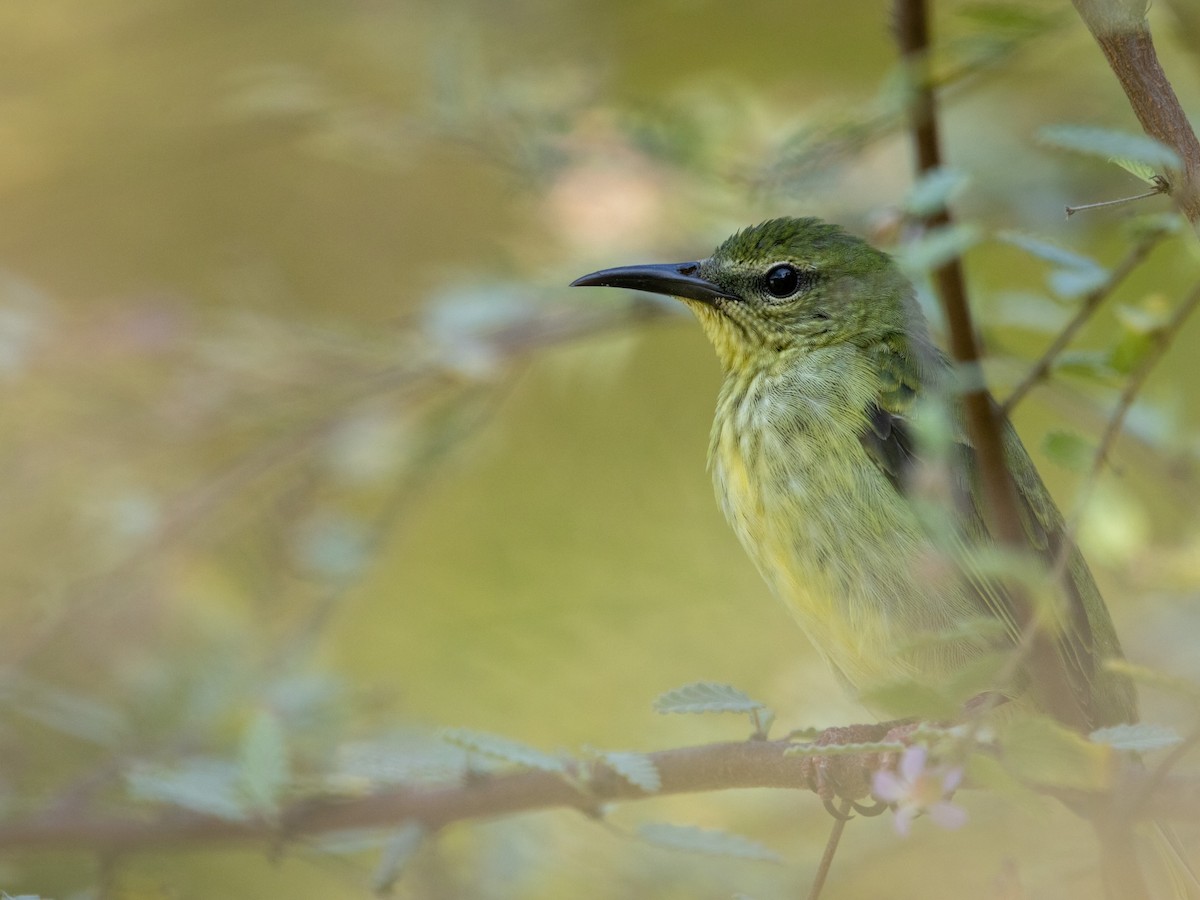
[573,217,1136,730]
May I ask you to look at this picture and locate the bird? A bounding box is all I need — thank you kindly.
[571,216,1136,732]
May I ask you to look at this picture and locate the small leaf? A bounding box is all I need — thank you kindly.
[785,740,905,757]
[1047,266,1109,299]
[1042,430,1093,473]
[1104,660,1200,703]
[637,823,782,863]
[1110,157,1158,184]
[653,682,765,715]
[441,728,565,772]
[1001,715,1114,790]
[1090,723,1182,753]
[372,822,426,895]
[997,231,1101,272]
[896,223,982,274]
[126,759,248,821]
[238,709,290,816]
[1038,125,1182,172]
[1052,350,1119,384]
[602,751,662,793]
[904,167,968,217]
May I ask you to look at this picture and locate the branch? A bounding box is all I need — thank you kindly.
[0,734,1197,856]
[1070,0,1200,226]
[0,738,875,853]
[892,0,1092,729]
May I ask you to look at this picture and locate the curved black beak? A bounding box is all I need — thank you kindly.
[570,262,738,306]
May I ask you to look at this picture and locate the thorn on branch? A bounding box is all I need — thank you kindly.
[1066,175,1171,217]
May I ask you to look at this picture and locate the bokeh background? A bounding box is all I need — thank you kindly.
[2,1,1200,897]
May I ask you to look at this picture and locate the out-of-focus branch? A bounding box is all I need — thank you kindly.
[1071,0,1200,227]
[891,2,1026,548]
[0,734,1195,856]
[0,737,879,853]
[892,0,1091,730]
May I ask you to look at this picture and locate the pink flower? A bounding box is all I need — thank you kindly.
[871,745,967,836]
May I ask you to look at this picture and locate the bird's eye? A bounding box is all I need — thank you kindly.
[765,263,803,299]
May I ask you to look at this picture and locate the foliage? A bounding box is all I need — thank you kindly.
[0,1,1199,899]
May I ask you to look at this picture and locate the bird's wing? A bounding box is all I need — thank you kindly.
[857,338,1135,729]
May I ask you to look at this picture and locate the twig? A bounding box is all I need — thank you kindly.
[1001,232,1162,415]
[806,799,852,900]
[893,0,1091,729]
[1070,0,1200,226]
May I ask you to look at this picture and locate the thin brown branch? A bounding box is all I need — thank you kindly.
[892,0,1090,729]
[806,799,852,900]
[1070,0,1200,226]
[1,736,1197,857]
[892,0,1026,547]
[1001,232,1162,415]
[0,739,830,854]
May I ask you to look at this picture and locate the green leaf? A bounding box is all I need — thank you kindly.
[904,167,968,217]
[997,231,1101,272]
[441,728,565,772]
[1038,125,1182,172]
[126,759,248,821]
[653,682,765,715]
[1047,266,1109,299]
[1052,350,1119,384]
[372,822,426,895]
[602,751,662,793]
[784,740,905,757]
[1042,430,1093,473]
[1104,660,1200,704]
[1001,715,1114,790]
[896,223,982,274]
[1090,723,1182,753]
[637,823,782,863]
[1110,156,1158,184]
[238,709,290,816]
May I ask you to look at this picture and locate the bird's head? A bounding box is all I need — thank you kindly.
[572,217,922,373]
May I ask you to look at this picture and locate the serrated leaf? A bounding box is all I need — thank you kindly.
[1038,125,1182,172]
[1090,723,1182,752]
[653,682,765,715]
[1047,266,1109,299]
[1111,156,1158,184]
[1001,715,1114,790]
[904,167,968,217]
[0,677,127,747]
[372,822,426,895]
[126,759,248,821]
[238,709,290,816]
[997,231,1101,272]
[603,751,661,793]
[896,223,982,274]
[1115,300,1171,335]
[1052,350,1119,383]
[637,823,782,863]
[785,740,905,757]
[1104,660,1200,703]
[1043,430,1093,473]
[441,728,565,772]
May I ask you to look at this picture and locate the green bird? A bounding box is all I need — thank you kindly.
[572,217,1136,732]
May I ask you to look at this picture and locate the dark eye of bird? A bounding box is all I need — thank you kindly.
[765,263,802,299]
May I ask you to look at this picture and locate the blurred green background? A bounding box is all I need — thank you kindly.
[2,0,1199,897]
